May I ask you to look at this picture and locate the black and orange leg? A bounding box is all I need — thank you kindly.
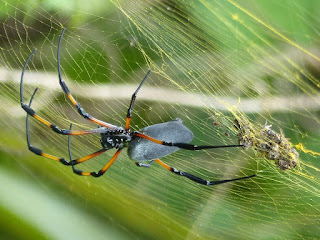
[134,133,243,150]
[125,70,151,130]
[25,89,108,166]
[57,28,117,129]
[154,159,256,185]
[68,123,122,177]
[20,49,108,136]
[73,149,122,177]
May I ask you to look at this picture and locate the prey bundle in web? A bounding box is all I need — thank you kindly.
[234,118,299,170]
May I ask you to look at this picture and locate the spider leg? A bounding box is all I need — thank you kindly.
[135,160,154,168]
[26,89,108,165]
[68,123,122,177]
[154,159,256,185]
[57,28,117,129]
[68,123,80,174]
[134,133,243,150]
[125,70,151,130]
[20,49,108,136]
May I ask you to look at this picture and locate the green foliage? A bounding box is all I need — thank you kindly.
[1,0,320,239]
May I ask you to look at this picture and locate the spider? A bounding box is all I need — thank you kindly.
[20,28,256,185]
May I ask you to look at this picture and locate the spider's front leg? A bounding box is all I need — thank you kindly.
[25,88,108,165]
[57,28,117,129]
[20,50,108,136]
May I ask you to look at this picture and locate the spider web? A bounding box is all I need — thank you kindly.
[0,0,320,239]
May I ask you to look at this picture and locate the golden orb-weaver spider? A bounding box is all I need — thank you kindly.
[20,28,255,185]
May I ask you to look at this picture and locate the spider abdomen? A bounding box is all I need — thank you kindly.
[127,118,194,161]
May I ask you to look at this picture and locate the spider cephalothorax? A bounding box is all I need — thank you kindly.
[20,28,256,185]
[100,128,132,149]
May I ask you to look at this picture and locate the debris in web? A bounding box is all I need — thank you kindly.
[234,118,299,170]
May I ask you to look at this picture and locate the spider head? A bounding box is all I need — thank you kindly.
[100,130,132,149]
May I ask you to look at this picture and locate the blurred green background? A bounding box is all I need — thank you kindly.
[1,0,320,239]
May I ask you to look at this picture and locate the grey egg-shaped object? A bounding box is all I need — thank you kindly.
[128,118,194,161]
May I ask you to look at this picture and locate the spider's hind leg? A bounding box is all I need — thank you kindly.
[135,160,154,168]
[154,159,256,186]
[134,133,243,150]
